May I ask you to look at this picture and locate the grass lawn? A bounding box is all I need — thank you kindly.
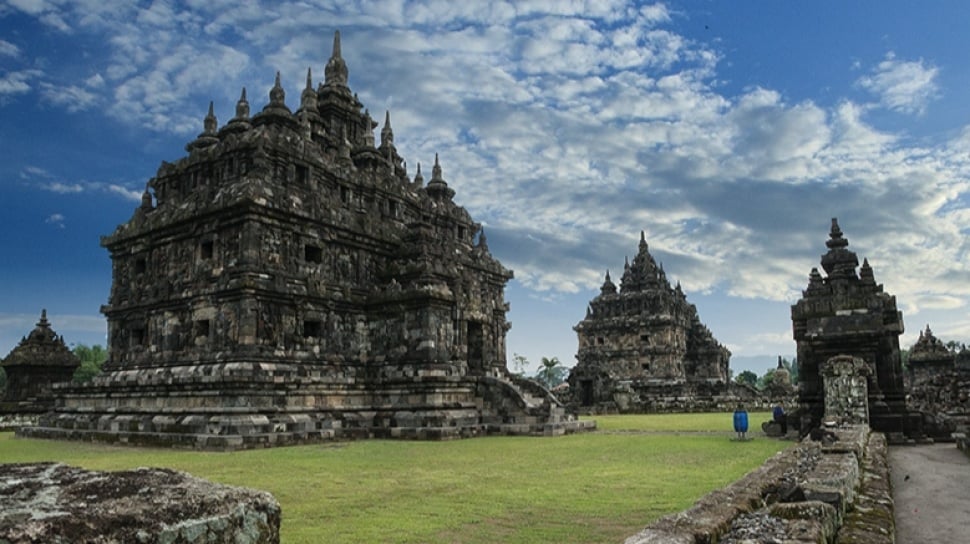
[0,413,785,544]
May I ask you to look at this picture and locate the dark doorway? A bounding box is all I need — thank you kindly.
[580,380,594,406]
[467,321,484,373]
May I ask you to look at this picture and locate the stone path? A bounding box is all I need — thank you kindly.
[889,443,970,543]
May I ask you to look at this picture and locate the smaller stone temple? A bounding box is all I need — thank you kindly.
[1,310,80,413]
[568,232,736,412]
[905,325,970,438]
[791,219,921,439]
[907,325,955,384]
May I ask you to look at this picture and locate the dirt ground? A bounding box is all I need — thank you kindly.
[888,443,970,543]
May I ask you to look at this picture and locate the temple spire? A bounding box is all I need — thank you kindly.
[187,101,220,151]
[270,71,285,106]
[426,153,455,200]
[203,101,217,134]
[235,88,250,120]
[325,30,349,86]
[381,110,394,147]
[413,162,424,186]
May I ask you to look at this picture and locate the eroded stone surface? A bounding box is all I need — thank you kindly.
[0,463,280,544]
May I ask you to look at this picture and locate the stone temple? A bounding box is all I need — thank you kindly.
[1,310,79,414]
[567,232,735,412]
[21,32,587,448]
[791,218,921,439]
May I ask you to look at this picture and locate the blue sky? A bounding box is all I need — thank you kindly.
[3,1,970,377]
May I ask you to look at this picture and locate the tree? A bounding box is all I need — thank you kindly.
[757,369,778,390]
[534,356,568,389]
[735,370,758,388]
[510,353,530,377]
[0,366,6,394]
[72,344,108,383]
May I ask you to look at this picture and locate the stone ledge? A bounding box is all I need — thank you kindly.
[0,462,280,543]
[837,432,894,543]
[624,426,894,544]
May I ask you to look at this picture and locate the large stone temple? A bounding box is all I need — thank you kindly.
[791,218,921,439]
[21,32,588,448]
[567,232,735,412]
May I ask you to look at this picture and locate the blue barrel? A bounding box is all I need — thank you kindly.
[733,410,749,433]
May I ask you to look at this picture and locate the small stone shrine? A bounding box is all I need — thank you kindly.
[568,232,734,412]
[905,325,970,438]
[1,310,79,412]
[21,32,587,448]
[791,218,920,439]
[907,325,955,384]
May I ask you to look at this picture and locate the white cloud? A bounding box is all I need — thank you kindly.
[0,39,20,57]
[21,166,142,202]
[45,213,65,228]
[857,52,939,115]
[39,82,99,112]
[0,69,40,97]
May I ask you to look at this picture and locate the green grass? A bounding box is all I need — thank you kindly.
[588,411,774,432]
[0,414,785,544]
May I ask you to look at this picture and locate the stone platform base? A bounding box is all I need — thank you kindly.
[0,463,280,543]
[17,365,595,449]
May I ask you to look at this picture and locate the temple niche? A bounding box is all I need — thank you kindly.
[791,218,922,440]
[20,32,590,449]
[1,310,80,415]
[568,232,737,413]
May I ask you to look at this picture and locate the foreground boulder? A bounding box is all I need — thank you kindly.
[0,463,280,543]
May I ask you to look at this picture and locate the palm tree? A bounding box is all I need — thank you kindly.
[534,356,567,389]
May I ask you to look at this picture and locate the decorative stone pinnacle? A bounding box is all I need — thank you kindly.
[325,30,349,86]
[270,71,285,105]
[431,153,443,181]
[381,110,394,146]
[203,101,217,134]
[413,162,424,185]
[826,217,848,250]
[235,87,250,119]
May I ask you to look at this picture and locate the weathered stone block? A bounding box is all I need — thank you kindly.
[0,463,280,543]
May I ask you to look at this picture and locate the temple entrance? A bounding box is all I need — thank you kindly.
[467,321,483,373]
[580,380,594,406]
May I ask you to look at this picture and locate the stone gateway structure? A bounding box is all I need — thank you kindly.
[21,32,588,449]
[568,232,736,412]
[791,218,920,439]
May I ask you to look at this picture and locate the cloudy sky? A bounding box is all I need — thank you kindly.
[3,1,970,377]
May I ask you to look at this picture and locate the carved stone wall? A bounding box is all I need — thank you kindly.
[821,355,870,425]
